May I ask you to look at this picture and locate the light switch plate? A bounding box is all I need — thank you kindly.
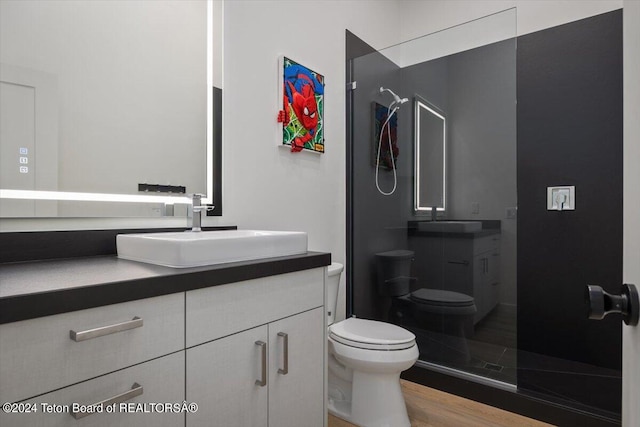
[547,186,575,211]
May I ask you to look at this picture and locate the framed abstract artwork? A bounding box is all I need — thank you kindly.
[372,102,398,169]
[279,56,325,153]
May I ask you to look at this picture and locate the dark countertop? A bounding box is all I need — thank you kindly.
[409,229,501,238]
[407,219,502,239]
[0,252,331,324]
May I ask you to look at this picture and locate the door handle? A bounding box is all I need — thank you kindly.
[586,283,639,326]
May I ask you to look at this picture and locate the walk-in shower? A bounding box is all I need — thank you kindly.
[347,8,623,426]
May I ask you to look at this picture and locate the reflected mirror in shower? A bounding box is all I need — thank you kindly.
[414,96,446,212]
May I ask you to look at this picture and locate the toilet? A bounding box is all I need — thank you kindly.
[327,262,418,427]
[376,250,476,363]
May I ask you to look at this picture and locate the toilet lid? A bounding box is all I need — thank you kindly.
[329,318,416,350]
[410,289,475,307]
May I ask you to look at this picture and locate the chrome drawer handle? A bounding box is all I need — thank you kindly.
[71,382,143,420]
[447,260,469,266]
[70,317,143,342]
[255,340,267,387]
[277,332,289,375]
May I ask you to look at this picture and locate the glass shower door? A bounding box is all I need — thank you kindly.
[348,7,623,424]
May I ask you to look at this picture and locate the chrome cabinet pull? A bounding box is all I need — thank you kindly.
[482,258,488,274]
[71,382,143,420]
[446,260,469,266]
[255,340,267,387]
[70,317,143,342]
[277,332,289,375]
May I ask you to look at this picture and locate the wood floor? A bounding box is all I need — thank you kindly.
[328,380,554,427]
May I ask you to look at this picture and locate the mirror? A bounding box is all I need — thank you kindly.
[414,96,446,212]
[0,0,220,218]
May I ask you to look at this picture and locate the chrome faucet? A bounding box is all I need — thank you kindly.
[431,206,438,222]
[188,194,213,232]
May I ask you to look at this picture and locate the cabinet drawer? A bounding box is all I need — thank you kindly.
[0,293,184,403]
[186,268,324,347]
[0,351,185,427]
[473,235,500,255]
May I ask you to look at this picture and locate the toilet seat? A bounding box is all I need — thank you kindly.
[329,318,416,351]
[410,288,474,306]
[409,289,476,315]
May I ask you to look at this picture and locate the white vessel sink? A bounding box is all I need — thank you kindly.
[117,230,308,268]
[417,221,483,233]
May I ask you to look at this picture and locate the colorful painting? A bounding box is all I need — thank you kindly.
[373,102,398,169]
[280,57,324,153]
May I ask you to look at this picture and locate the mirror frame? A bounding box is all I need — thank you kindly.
[0,0,216,213]
[414,95,446,213]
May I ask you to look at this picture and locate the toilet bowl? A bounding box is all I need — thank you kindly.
[326,263,418,427]
[376,250,476,363]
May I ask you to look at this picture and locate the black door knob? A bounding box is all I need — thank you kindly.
[586,283,639,326]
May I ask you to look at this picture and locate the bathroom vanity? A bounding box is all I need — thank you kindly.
[408,221,501,323]
[0,243,330,427]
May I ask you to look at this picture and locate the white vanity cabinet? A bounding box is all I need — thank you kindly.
[185,268,326,427]
[0,264,327,427]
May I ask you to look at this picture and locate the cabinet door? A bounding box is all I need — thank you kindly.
[485,251,501,313]
[473,254,487,323]
[268,307,325,427]
[187,326,268,427]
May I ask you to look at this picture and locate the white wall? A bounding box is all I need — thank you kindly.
[623,1,640,425]
[208,0,400,321]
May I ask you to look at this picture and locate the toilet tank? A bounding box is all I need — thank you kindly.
[375,250,414,297]
[327,262,344,325]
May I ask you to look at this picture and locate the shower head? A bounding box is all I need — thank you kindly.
[380,87,409,106]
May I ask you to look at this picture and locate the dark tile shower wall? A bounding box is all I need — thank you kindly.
[517,9,623,416]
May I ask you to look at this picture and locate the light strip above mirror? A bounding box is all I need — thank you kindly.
[0,189,191,205]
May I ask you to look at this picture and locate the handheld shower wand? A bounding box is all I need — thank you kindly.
[376,87,408,196]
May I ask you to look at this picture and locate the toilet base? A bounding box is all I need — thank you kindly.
[328,371,411,427]
[328,340,417,427]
